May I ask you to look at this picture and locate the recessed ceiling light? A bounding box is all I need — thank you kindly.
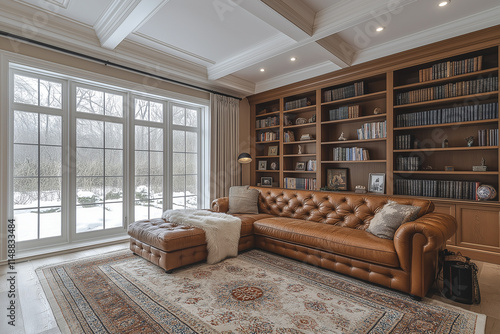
[260,68,265,72]
[376,27,384,32]
[438,1,450,7]
[290,57,296,62]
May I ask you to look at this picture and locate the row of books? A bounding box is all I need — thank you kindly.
[395,134,414,150]
[357,121,387,140]
[256,116,279,129]
[394,179,481,200]
[284,177,317,190]
[396,76,498,105]
[396,156,420,171]
[418,55,483,82]
[395,103,498,127]
[323,81,364,102]
[328,105,360,121]
[285,98,309,111]
[258,131,278,142]
[283,130,295,143]
[332,147,370,161]
[477,128,499,146]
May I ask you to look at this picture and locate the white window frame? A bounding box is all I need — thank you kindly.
[70,81,129,242]
[9,68,69,250]
[1,52,210,259]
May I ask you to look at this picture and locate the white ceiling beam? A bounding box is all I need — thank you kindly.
[316,34,357,68]
[209,0,416,80]
[237,0,311,42]
[94,0,169,50]
[261,0,316,36]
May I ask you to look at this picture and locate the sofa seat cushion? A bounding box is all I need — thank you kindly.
[253,218,400,268]
[231,213,275,235]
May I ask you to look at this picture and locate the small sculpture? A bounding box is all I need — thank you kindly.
[465,136,474,147]
[442,139,448,148]
[373,107,383,115]
[473,157,487,172]
[338,132,347,141]
[298,145,302,155]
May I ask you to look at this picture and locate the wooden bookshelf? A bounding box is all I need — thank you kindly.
[248,26,500,263]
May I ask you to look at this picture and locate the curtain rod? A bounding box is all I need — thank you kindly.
[0,30,242,101]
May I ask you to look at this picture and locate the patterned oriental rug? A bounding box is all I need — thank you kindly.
[37,250,485,333]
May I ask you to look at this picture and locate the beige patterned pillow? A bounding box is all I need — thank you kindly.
[228,186,259,214]
[366,200,421,239]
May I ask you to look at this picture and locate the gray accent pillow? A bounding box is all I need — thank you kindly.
[366,200,421,239]
[227,185,259,214]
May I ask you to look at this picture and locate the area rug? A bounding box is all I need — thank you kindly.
[36,250,485,333]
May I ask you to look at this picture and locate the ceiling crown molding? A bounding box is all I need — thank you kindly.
[94,0,169,50]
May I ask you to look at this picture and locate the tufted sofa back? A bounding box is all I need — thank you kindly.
[251,187,434,230]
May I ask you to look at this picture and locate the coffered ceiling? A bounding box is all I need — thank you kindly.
[1,0,499,98]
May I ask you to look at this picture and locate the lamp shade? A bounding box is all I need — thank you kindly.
[237,153,252,163]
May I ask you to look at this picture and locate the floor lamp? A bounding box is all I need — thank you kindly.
[237,153,252,185]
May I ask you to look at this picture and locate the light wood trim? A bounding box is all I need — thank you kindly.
[386,71,394,195]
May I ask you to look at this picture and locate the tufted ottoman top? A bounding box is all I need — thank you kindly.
[128,218,206,252]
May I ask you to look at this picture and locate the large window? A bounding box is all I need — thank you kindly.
[12,73,64,243]
[9,64,207,250]
[134,98,165,220]
[75,85,125,233]
[172,105,199,209]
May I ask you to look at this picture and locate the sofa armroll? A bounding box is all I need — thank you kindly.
[211,197,229,213]
[393,212,457,297]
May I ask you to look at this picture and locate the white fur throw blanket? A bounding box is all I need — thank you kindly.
[162,209,241,264]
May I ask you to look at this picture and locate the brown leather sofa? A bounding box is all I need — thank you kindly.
[211,187,456,299]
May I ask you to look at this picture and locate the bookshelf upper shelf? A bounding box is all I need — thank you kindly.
[394,67,499,90]
[394,118,498,130]
[321,91,386,106]
[394,91,499,109]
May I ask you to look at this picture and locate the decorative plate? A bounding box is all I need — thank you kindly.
[476,184,497,200]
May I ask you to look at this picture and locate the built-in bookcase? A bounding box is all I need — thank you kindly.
[392,46,499,201]
[248,27,500,263]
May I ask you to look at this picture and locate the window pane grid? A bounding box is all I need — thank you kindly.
[13,107,62,241]
[76,117,123,232]
[134,116,163,219]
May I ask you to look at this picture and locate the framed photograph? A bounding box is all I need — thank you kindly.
[327,168,348,190]
[258,160,267,170]
[295,161,306,171]
[261,177,273,187]
[268,145,278,156]
[368,173,385,193]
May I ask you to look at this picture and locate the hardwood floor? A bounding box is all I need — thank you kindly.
[1,242,499,333]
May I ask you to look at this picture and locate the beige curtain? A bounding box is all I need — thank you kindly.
[210,93,240,201]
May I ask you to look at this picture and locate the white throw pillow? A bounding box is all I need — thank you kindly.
[227,185,259,214]
[366,200,421,239]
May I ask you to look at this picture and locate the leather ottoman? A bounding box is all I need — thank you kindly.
[128,218,254,272]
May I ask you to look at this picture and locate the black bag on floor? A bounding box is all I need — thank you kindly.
[439,249,480,304]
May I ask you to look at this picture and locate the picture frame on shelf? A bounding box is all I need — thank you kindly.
[270,161,278,170]
[327,168,348,190]
[261,177,273,187]
[295,162,306,171]
[258,160,267,170]
[268,145,278,156]
[368,173,385,193]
